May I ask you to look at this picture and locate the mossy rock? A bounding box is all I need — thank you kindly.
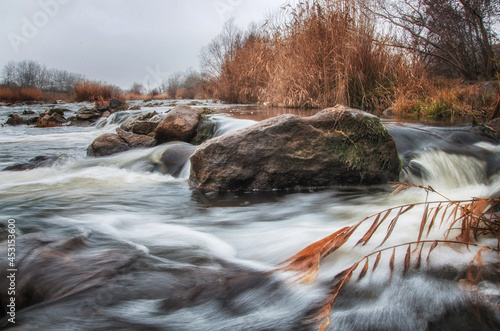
[190,105,401,191]
[191,115,217,145]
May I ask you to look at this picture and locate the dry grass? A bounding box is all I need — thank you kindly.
[73,80,122,102]
[0,87,15,102]
[207,0,412,111]
[0,87,50,102]
[263,0,404,110]
[278,182,500,330]
[205,0,499,118]
[123,89,206,101]
[209,34,271,104]
[393,78,498,119]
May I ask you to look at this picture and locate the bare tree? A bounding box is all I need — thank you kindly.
[1,60,83,93]
[366,0,499,79]
[199,18,243,78]
[16,60,44,88]
[2,61,17,87]
[162,72,183,98]
[129,82,145,95]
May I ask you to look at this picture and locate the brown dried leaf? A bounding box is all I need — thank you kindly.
[379,205,415,247]
[403,245,411,275]
[389,247,396,282]
[418,204,429,242]
[415,244,424,269]
[426,240,439,262]
[373,251,382,272]
[326,225,358,255]
[358,258,369,280]
[441,203,454,229]
[427,203,442,237]
[357,213,381,246]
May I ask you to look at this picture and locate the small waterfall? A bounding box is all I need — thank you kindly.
[96,111,137,128]
[401,149,488,189]
[387,123,500,192]
[212,116,256,137]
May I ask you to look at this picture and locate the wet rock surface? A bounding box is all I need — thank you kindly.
[155,105,202,143]
[87,128,156,157]
[190,105,401,191]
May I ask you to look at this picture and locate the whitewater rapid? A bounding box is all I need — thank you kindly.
[1,102,499,330]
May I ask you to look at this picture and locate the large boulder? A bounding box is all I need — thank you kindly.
[190,105,401,191]
[156,142,198,176]
[155,105,202,143]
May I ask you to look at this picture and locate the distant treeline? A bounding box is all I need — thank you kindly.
[129,69,207,100]
[0,60,124,102]
[0,60,207,103]
[2,60,83,94]
[200,0,500,116]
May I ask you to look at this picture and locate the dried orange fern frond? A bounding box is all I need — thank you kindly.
[278,183,500,330]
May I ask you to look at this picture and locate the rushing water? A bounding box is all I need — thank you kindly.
[1,101,500,330]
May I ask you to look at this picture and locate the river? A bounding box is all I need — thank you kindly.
[1,100,499,330]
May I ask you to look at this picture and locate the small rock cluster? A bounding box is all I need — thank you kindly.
[3,98,129,127]
[73,98,128,126]
[87,105,215,157]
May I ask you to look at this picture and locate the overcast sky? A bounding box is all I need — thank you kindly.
[0,0,287,89]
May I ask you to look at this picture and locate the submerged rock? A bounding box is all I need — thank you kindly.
[157,142,197,176]
[3,155,66,171]
[0,233,293,330]
[155,105,202,143]
[190,105,401,191]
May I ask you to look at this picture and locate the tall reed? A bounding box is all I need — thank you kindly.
[207,0,414,111]
[73,80,122,102]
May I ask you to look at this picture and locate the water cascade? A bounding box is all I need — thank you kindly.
[1,110,500,330]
